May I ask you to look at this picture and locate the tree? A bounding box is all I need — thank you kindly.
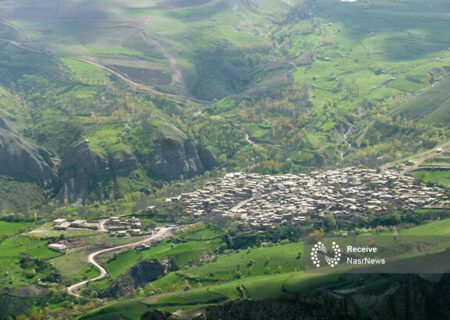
[325,215,337,230]
[306,230,323,244]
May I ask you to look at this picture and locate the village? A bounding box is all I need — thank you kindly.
[49,216,150,251]
[165,167,447,229]
[52,215,149,236]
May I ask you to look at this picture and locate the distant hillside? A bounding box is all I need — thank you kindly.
[0,0,449,209]
[393,77,450,125]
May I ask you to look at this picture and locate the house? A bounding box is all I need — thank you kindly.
[71,220,87,228]
[54,222,71,230]
[53,218,67,225]
[130,229,142,236]
[48,243,67,251]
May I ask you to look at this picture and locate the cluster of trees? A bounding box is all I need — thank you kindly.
[237,88,311,123]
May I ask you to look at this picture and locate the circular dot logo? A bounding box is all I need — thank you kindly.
[310,241,341,268]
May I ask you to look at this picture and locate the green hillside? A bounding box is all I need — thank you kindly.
[394,77,450,125]
[0,1,449,318]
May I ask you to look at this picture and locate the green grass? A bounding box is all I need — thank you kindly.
[399,218,450,236]
[59,57,111,86]
[0,221,33,238]
[0,236,58,259]
[102,238,224,281]
[86,126,133,156]
[177,242,304,282]
[83,270,339,320]
[81,299,151,320]
[409,169,450,187]
[145,271,340,306]
[393,78,450,125]
[0,234,60,289]
[79,218,450,319]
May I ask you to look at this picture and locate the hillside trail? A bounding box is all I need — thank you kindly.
[138,30,189,96]
[356,121,375,148]
[380,140,450,176]
[244,133,258,147]
[66,227,173,297]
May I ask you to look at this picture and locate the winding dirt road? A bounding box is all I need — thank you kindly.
[67,227,173,297]
[380,141,450,175]
[139,30,188,96]
[0,20,209,104]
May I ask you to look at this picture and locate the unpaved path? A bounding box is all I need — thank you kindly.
[67,227,172,297]
[0,20,21,33]
[66,56,208,103]
[0,20,208,104]
[380,141,450,175]
[356,121,374,148]
[139,30,188,96]
[244,133,257,146]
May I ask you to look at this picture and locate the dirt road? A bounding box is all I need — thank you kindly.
[244,133,257,146]
[0,20,209,104]
[380,141,450,175]
[139,30,189,96]
[67,227,172,297]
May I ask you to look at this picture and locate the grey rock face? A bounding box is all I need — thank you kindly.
[0,126,58,188]
[56,141,138,204]
[142,136,216,180]
[104,260,167,298]
[198,146,219,171]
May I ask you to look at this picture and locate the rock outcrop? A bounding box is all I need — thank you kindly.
[198,146,219,171]
[56,141,138,204]
[0,122,58,188]
[103,259,168,298]
[141,125,217,180]
[1,115,218,205]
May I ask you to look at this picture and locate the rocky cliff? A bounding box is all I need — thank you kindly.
[56,133,218,203]
[1,114,218,205]
[141,124,218,180]
[103,259,168,298]
[141,274,450,320]
[0,120,58,188]
[56,141,138,204]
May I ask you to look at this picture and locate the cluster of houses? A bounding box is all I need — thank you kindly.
[52,218,98,230]
[104,216,146,237]
[52,216,147,237]
[49,216,149,251]
[165,168,446,229]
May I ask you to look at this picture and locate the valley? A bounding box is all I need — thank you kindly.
[0,0,449,319]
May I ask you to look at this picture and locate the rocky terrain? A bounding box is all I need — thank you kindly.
[0,118,58,188]
[0,116,218,205]
[56,126,218,204]
[104,259,169,298]
[141,126,218,180]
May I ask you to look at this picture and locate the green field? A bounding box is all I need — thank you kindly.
[409,169,450,187]
[176,242,304,282]
[0,233,60,289]
[59,57,112,86]
[101,227,225,282]
[399,218,450,236]
[0,221,33,238]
